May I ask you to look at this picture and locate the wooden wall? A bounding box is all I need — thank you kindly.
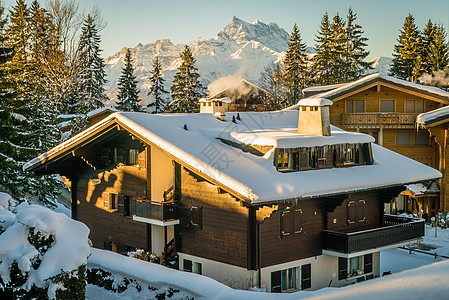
[75,165,149,251]
[178,167,250,268]
[259,199,323,268]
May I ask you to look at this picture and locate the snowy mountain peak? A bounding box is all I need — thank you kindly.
[217,16,289,52]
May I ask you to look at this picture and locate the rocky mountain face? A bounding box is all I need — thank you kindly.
[104,16,391,106]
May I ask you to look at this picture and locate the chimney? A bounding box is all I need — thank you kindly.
[199,97,231,120]
[297,97,333,136]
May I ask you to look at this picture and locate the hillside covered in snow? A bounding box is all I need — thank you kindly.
[104,17,391,105]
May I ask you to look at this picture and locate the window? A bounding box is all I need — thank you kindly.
[183,259,192,272]
[189,206,202,228]
[118,195,131,216]
[280,207,302,237]
[114,148,125,164]
[415,131,430,145]
[405,100,424,113]
[277,150,293,170]
[380,100,395,112]
[344,147,355,164]
[103,193,117,210]
[347,200,365,224]
[396,131,411,145]
[346,100,365,113]
[281,267,297,291]
[338,254,372,280]
[193,262,202,274]
[271,264,311,293]
[183,259,202,274]
[127,149,138,165]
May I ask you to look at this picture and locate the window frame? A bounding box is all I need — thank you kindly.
[380,99,395,113]
[396,131,412,146]
[345,100,365,113]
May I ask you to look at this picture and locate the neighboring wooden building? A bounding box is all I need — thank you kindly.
[25,99,439,292]
[303,74,449,220]
[59,106,118,133]
[209,79,268,111]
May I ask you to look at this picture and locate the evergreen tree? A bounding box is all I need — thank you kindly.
[314,12,334,85]
[167,45,204,113]
[390,14,423,82]
[76,14,107,113]
[341,7,370,81]
[421,19,435,74]
[283,23,309,105]
[115,48,141,112]
[328,13,346,83]
[147,57,168,113]
[0,1,19,196]
[427,24,449,72]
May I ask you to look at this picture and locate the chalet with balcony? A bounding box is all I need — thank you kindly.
[303,74,449,221]
[25,98,440,293]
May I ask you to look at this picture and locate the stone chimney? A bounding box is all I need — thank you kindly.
[297,97,333,136]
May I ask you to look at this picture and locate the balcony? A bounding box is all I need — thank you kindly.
[323,215,424,254]
[131,199,179,226]
[342,113,418,128]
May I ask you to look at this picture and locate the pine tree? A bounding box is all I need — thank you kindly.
[314,12,334,85]
[342,7,370,81]
[147,57,168,113]
[116,48,141,112]
[76,14,107,113]
[390,14,423,82]
[167,45,204,113]
[427,24,449,73]
[0,1,19,196]
[283,23,309,105]
[328,13,346,83]
[421,19,435,74]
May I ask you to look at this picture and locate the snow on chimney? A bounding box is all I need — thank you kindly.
[297,98,333,136]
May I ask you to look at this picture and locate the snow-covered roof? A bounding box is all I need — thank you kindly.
[199,97,232,103]
[209,79,268,99]
[298,97,333,107]
[57,106,118,120]
[311,73,449,102]
[25,110,441,204]
[303,83,347,94]
[416,105,449,127]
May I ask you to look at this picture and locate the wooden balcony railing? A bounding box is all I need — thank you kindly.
[342,113,418,127]
[323,214,424,253]
[131,199,177,221]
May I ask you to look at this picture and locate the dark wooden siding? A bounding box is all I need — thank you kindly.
[326,191,382,232]
[259,199,323,268]
[178,167,249,268]
[75,165,149,251]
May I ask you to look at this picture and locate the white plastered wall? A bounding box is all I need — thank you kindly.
[150,146,173,202]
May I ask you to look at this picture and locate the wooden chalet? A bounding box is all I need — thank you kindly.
[25,98,440,292]
[209,79,268,111]
[303,74,449,221]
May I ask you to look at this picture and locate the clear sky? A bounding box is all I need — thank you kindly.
[3,0,449,59]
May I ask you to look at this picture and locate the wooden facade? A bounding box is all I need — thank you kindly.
[320,78,449,219]
[26,113,427,292]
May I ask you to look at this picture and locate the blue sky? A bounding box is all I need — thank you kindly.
[4,0,449,59]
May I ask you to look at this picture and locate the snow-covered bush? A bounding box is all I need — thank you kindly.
[0,192,90,299]
[127,249,160,264]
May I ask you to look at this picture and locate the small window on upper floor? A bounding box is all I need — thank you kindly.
[344,147,355,165]
[396,131,411,145]
[346,100,365,113]
[380,100,395,113]
[127,149,138,165]
[277,150,293,171]
[405,100,425,113]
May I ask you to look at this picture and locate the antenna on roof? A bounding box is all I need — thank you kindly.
[183,124,188,131]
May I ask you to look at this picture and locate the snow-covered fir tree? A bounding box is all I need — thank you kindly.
[2,0,61,204]
[283,23,309,105]
[167,45,204,113]
[341,7,370,81]
[328,13,346,83]
[147,57,168,113]
[115,48,141,112]
[421,19,435,74]
[313,12,334,85]
[0,2,19,197]
[76,14,107,113]
[390,14,423,82]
